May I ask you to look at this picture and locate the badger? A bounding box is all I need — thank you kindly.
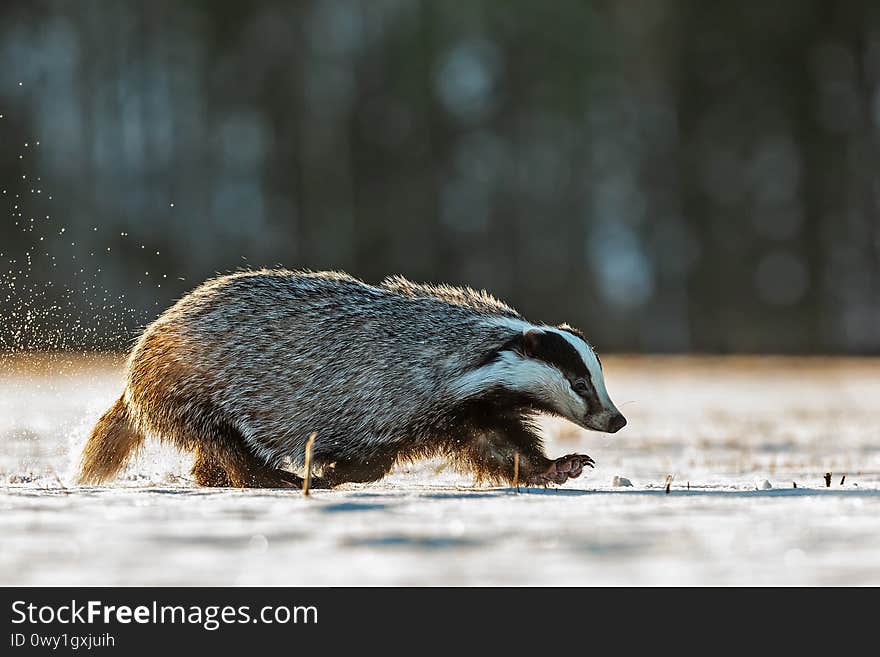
[79,269,626,489]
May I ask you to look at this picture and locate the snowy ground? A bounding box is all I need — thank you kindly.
[1,353,878,586]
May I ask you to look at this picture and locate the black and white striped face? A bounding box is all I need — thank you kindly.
[455,319,627,433]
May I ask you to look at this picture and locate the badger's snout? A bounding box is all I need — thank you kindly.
[581,410,627,433]
[606,412,627,433]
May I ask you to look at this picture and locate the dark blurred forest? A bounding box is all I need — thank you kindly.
[1,0,878,353]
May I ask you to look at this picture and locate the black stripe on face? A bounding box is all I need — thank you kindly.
[558,323,601,370]
[522,330,601,411]
[522,331,587,379]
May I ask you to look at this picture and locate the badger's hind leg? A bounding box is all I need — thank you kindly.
[191,442,303,488]
[310,453,397,488]
[169,409,301,488]
[191,446,233,487]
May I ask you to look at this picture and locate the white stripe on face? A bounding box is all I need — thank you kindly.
[448,350,587,419]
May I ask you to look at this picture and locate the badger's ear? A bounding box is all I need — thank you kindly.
[489,328,543,363]
[519,328,543,358]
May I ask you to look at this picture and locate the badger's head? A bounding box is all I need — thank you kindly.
[456,320,626,434]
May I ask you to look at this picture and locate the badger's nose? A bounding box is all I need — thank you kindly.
[607,413,627,433]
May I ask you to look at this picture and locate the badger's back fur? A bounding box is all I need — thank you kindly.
[79,269,625,488]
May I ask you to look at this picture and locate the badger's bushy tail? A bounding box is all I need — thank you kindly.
[78,395,145,484]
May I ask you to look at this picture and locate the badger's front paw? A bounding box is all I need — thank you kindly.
[529,454,594,486]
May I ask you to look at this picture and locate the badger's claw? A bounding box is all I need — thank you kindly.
[528,453,594,486]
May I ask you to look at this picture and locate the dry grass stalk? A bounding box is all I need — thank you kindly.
[513,453,520,492]
[302,432,317,497]
[664,474,673,495]
[840,474,846,486]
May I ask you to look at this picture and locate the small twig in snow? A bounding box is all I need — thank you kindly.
[513,453,520,493]
[302,432,316,497]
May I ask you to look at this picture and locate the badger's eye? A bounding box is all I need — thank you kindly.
[572,378,589,395]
